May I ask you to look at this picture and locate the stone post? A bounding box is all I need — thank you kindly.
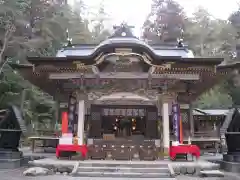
[160,94,172,155]
[77,100,85,145]
[162,101,170,154]
[77,92,87,145]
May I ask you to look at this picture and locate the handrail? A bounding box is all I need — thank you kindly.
[0,129,22,132]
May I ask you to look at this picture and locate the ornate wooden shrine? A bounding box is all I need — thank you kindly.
[10,24,236,160]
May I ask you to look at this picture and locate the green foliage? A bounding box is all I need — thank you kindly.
[143,0,240,108]
[143,0,186,43]
[0,0,110,131]
[194,86,233,109]
[3,0,240,128]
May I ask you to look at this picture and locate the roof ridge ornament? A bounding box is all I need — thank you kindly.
[65,29,72,47]
[111,23,137,38]
[177,38,184,48]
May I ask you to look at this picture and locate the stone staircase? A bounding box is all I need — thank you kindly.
[219,108,236,152]
[72,161,175,178]
[220,108,235,136]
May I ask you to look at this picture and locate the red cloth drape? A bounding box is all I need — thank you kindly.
[61,112,68,134]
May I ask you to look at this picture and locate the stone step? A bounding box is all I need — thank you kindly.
[199,170,224,177]
[72,162,173,178]
[77,162,169,168]
[77,166,169,173]
[72,171,173,178]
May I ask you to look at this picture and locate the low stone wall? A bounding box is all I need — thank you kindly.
[171,161,219,175]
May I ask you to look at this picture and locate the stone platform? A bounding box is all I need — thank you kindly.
[29,158,219,177]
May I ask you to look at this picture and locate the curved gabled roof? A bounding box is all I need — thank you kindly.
[26,24,223,66]
[56,24,194,59]
[56,38,194,61]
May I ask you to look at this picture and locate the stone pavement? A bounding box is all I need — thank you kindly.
[30,158,219,167]
[0,168,240,180]
[30,158,219,174]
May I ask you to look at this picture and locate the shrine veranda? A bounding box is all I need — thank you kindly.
[11,25,240,160]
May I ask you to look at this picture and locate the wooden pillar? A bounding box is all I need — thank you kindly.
[162,101,170,154]
[189,103,194,137]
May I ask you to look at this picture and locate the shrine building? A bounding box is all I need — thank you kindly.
[11,24,236,160]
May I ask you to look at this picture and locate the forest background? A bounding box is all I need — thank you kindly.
[0,0,239,128]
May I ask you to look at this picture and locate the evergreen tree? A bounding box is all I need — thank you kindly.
[143,0,186,43]
[0,0,97,128]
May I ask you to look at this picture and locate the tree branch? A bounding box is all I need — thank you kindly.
[0,25,15,66]
[0,32,9,62]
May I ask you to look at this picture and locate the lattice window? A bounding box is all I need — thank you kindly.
[181,112,188,123]
[91,112,101,121]
[147,112,157,121]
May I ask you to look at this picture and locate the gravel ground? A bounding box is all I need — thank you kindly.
[1,168,240,180]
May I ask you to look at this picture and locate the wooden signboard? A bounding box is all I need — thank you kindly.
[103,134,115,140]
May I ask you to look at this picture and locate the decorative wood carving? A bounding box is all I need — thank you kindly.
[102,59,144,72]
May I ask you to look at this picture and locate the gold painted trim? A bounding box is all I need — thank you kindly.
[94,52,173,70]
[73,62,87,70]
[143,53,175,69]
[94,53,104,63]
[115,48,132,53]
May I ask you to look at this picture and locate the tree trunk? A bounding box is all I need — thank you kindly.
[20,89,26,114]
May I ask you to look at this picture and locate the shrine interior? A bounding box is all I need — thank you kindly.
[101,108,147,137]
[88,104,158,139]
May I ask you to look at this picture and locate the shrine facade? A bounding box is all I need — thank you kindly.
[12,24,235,160]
